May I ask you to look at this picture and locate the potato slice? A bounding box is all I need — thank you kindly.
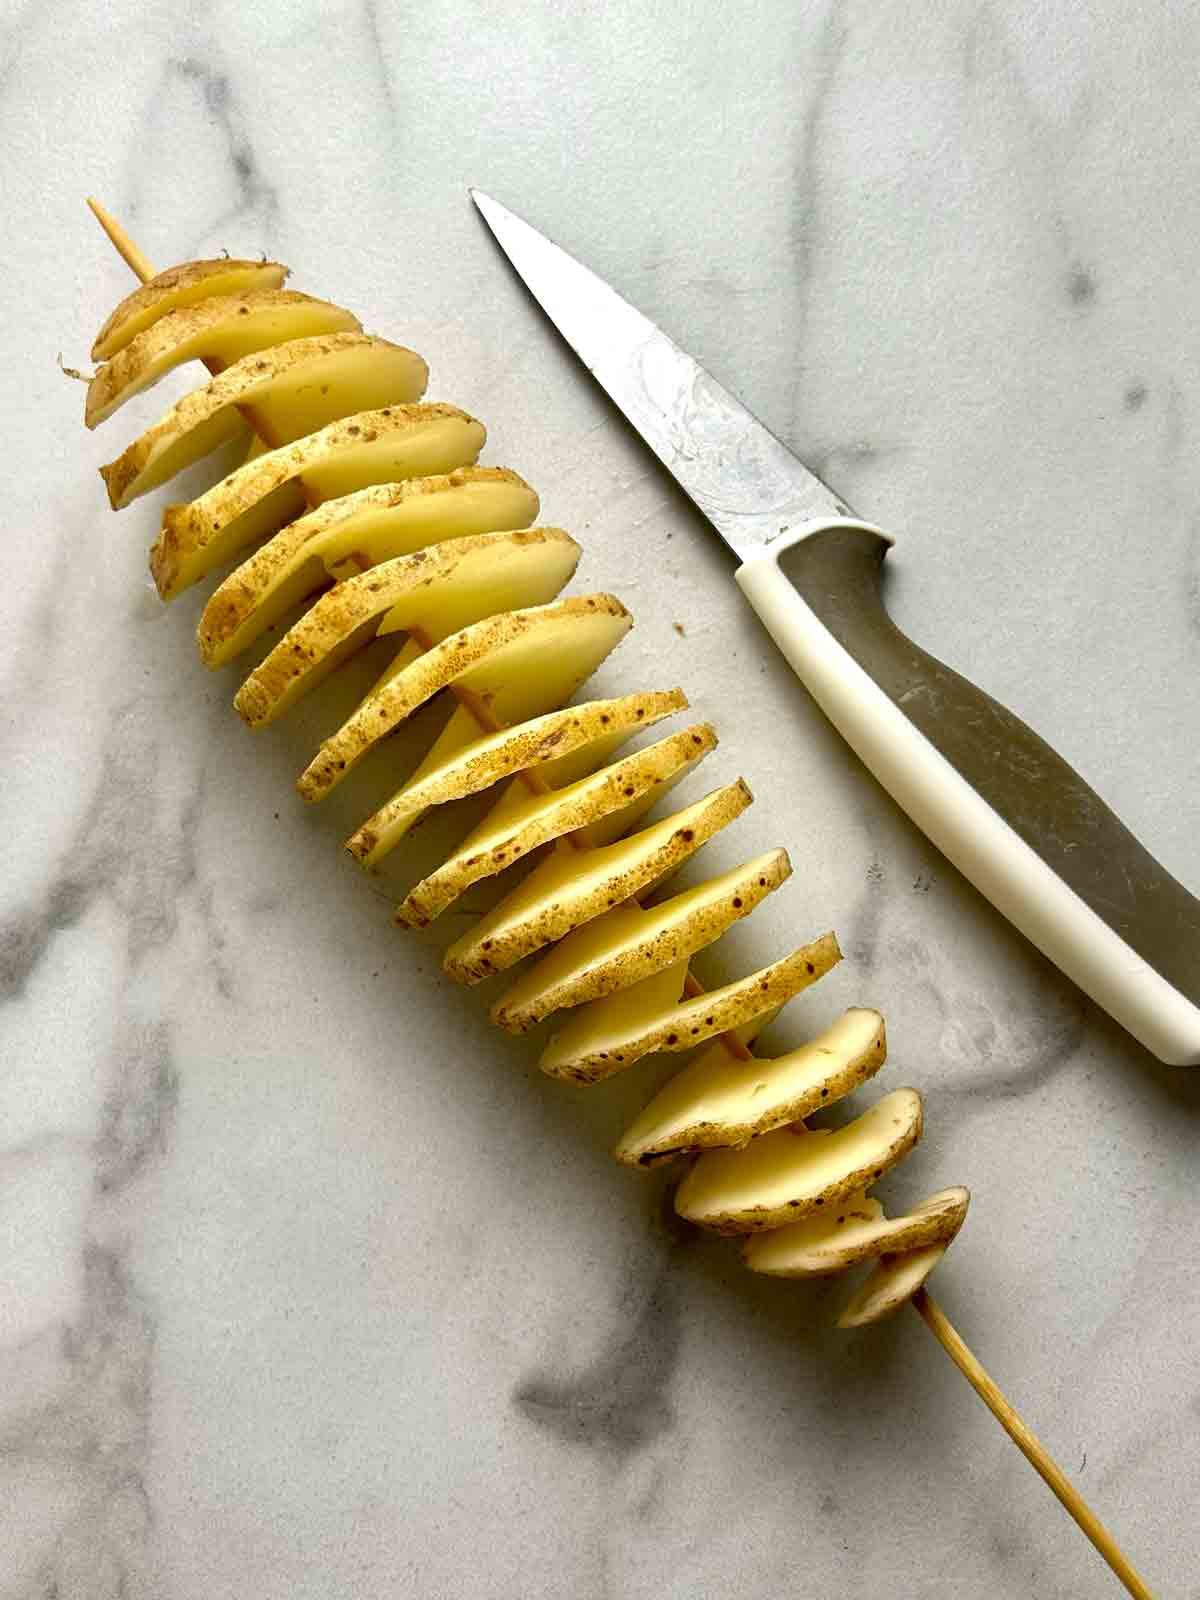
[490,849,791,1035]
[152,403,485,600]
[563,732,722,855]
[675,1086,923,1234]
[837,1244,950,1329]
[424,702,701,879]
[545,957,692,1067]
[300,593,631,803]
[464,777,755,979]
[100,334,428,508]
[449,713,711,872]
[349,688,686,869]
[547,935,842,1086]
[397,721,714,927]
[198,467,539,667]
[745,1186,970,1278]
[91,257,289,360]
[614,1003,882,1159]
[85,290,360,427]
[370,531,580,645]
[507,710,668,795]
[450,779,752,986]
[234,529,581,728]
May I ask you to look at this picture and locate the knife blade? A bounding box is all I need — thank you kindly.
[470,189,1200,1067]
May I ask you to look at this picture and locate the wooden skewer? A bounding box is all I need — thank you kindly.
[87,197,156,282]
[87,200,1155,1599]
[913,1290,1154,1598]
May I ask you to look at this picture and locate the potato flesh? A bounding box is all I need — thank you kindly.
[198,468,540,666]
[675,1087,923,1233]
[91,258,290,359]
[445,598,631,723]
[545,937,841,1085]
[153,405,486,600]
[397,716,706,926]
[234,529,581,728]
[86,290,360,427]
[251,340,428,445]
[300,416,484,504]
[300,595,631,802]
[101,335,429,508]
[491,849,791,1034]
[374,528,579,643]
[614,1005,884,1160]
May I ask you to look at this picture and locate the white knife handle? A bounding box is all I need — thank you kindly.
[736,520,1200,1066]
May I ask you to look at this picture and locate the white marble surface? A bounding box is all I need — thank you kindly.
[4,2,1199,1595]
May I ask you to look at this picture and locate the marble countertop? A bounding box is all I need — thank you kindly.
[5,2,1199,1596]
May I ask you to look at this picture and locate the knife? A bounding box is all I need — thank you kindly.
[469,189,1200,1068]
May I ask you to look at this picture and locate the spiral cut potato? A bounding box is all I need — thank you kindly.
[86,257,969,1330]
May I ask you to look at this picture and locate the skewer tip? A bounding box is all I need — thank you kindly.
[87,199,155,284]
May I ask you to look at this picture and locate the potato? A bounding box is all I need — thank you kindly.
[83,247,969,1339]
[349,690,686,870]
[613,1002,882,1158]
[198,467,539,667]
[233,528,581,728]
[675,1087,923,1233]
[100,334,428,508]
[490,849,791,1034]
[91,257,289,360]
[86,290,360,426]
[837,1243,950,1329]
[152,404,485,599]
[744,1186,969,1278]
[397,720,712,927]
[546,934,842,1086]
[299,593,631,802]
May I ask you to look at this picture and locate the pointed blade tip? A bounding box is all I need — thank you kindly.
[463,194,844,556]
[469,188,505,222]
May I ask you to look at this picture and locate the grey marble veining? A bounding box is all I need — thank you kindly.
[3,2,1200,1597]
